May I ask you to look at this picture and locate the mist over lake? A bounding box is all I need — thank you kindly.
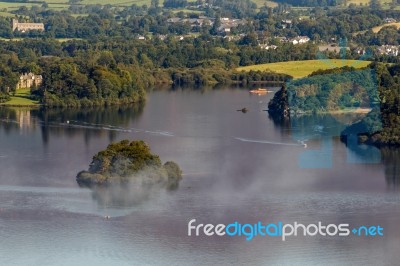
[0,87,400,265]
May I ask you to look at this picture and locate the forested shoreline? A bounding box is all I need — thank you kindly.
[0,37,294,107]
[268,63,400,146]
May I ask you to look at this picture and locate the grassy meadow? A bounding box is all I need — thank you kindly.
[0,0,162,12]
[372,22,400,33]
[0,88,39,107]
[252,0,279,8]
[237,59,371,79]
[347,0,392,6]
[0,0,195,12]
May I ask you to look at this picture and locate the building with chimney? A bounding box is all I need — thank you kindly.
[16,73,43,90]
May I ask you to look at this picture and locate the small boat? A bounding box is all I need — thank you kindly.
[249,88,273,94]
[237,108,248,113]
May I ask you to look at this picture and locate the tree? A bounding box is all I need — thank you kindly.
[369,0,381,9]
[97,51,116,68]
[210,13,221,35]
[151,0,159,8]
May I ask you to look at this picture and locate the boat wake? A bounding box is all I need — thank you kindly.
[0,117,175,137]
[235,137,306,147]
[61,122,132,132]
[144,130,174,137]
[62,121,175,136]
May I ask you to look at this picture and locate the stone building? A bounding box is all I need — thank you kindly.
[17,73,43,90]
[12,19,44,32]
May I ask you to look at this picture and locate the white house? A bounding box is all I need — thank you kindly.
[290,36,310,45]
[377,45,399,56]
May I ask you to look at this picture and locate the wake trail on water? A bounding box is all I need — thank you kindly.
[235,137,306,147]
[60,121,175,136]
[60,122,132,132]
[144,130,174,137]
[69,120,125,129]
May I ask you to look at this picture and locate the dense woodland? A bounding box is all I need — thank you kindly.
[341,63,400,145]
[268,63,400,146]
[0,36,294,107]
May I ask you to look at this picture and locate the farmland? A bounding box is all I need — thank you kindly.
[237,59,371,79]
[372,22,400,33]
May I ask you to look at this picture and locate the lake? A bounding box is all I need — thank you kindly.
[0,87,399,266]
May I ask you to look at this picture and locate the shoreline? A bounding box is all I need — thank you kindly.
[290,108,372,115]
[324,108,372,114]
[0,103,41,108]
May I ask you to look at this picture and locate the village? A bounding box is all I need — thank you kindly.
[8,11,400,58]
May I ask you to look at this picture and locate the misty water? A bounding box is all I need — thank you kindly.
[1,87,400,266]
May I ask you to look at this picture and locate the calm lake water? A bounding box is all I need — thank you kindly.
[0,87,400,266]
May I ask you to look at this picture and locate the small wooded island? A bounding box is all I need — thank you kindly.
[77,140,182,189]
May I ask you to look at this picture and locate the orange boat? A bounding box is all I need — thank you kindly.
[249,88,273,94]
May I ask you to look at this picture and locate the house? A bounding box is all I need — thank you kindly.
[259,44,278,50]
[318,44,350,53]
[384,18,397,23]
[377,45,399,56]
[157,34,168,41]
[277,37,288,43]
[167,17,182,23]
[355,47,367,55]
[217,18,246,34]
[167,17,209,28]
[218,25,231,33]
[12,19,44,32]
[16,73,43,90]
[281,19,292,29]
[290,36,310,45]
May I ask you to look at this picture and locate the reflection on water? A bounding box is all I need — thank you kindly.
[0,104,144,145]
[0,87,400,265]
[282,114,382,168]
[381,148,400,190]
[88,184,180,208]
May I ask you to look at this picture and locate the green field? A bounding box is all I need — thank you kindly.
[80,0,150,6]
[0,0,199,12]
[237,59,372,79]
[372,22,400,33]
[0,0,154,12]
[172,8,203,13]
[346,0,393,8]
[347,0,371,5]
[252,0,278,8]
[0,88,40,107]
[347,0,391,4]
[0,11,14,17]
